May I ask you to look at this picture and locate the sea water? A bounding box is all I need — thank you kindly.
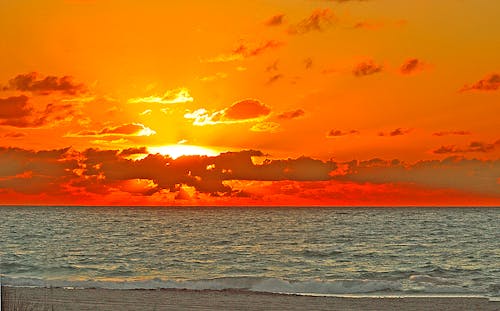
[0,206,498,298]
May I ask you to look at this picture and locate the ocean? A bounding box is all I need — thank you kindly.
[1,206,499,299]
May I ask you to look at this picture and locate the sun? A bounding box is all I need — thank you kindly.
[148,145,219,159]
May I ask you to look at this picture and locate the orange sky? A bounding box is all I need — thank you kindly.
[0,0,499,206]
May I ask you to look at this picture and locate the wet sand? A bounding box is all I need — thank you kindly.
[2,286,499,311]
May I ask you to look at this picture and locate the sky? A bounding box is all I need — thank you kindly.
[0,0,499,206]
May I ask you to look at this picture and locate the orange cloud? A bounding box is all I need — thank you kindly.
[400,58,426,75]
[185,99,271,126]
[128,88,193,104]
[353,60,383,77]
[265,14,285,26]
[71,123,156,137]
[4,72,86,95]
[460,73,500,92]
[288,9,336,35]
[378,128,412,137]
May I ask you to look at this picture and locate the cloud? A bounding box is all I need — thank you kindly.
[400,58,426,75]
[460,73,500,92]
[0,147,77,195]
[304,58,313,69]
[327,129,360,137]
[71,123,156,137]
[265,14,285,26]
[433,140,499,154]
[266,74,284,85]
[353,19,407,30]
[378,128,412,137]
[251,122,280,133]
[433,130,471,137]
[225,99,271,120]
[1,146,498,204]
[338,157,500,196]
[119,147,149,157]
[3,132,26,138]
[276,109,305,120]
[288,9,336,35]
[203,41,284,63]
[5,72,86,95]
[353,60,383,77]
[0,95,32,119]
[0,95,77,128]
[128,88,193,104]
[234,40,284,58]
[185,99,271,126]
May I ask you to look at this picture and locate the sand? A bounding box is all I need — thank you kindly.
[2,286,499,311]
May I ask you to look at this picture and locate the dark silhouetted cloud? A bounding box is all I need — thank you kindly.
[5,72,87,95]
[71,123,156,137]
[460,73,500,92]
[276,109,305,120]
[400,58,425,75]
[0,95,77,128]
[265,14,285,26]
[288,9,336,35]
[433,130,471,137]
[327,129,360,137]
[433,140,499,154]
[353,60,383,77]
[378,128,412,137]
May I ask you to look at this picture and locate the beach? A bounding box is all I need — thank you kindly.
[2,287,499,311]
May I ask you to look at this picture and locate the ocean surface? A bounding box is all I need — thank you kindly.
[1,206,499,299]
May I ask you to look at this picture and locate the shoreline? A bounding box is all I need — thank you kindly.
[2,286,499,311]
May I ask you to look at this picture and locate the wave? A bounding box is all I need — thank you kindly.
[1,275,487,297]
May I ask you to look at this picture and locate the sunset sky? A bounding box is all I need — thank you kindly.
[0,0,499,205]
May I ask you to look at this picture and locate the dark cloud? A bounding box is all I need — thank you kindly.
[288,9,336,35]
[327,129,360,137]
[72,123,156,137]
[266,74,284,85]
[433,140,499,154]
[304,58,313,69]
[265,14,285,26]
[353,60,383,77]
[400,58,425,75]
[433,130,471,137]
[0,147,77,195]
[378,128,412,137]
[233,40,284,58]
[0,95,77,128]
[1,147,499,201]
[0,95,32,119]
[460,73,500,92]
[119,147,149,156]
[5,72,86,95]
[337,157,500,196]
[3,132,26,138]
[276,109,305,120]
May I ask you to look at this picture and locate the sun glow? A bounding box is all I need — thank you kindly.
[148,145,219,159]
